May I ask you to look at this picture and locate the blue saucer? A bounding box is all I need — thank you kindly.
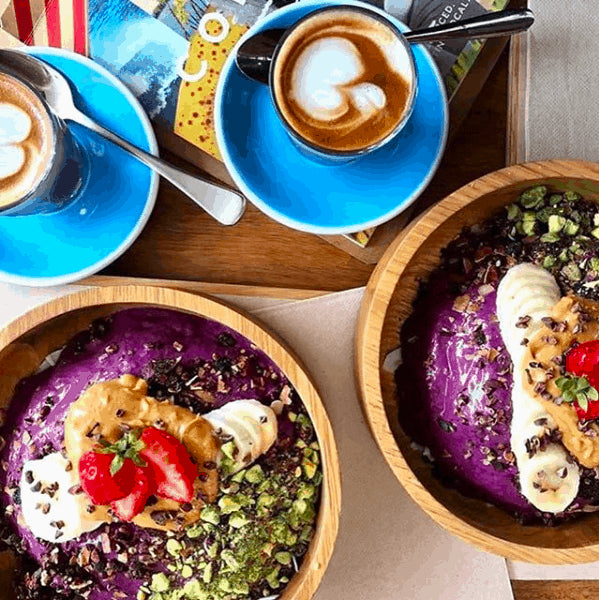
[215,0,448,235]
[0,48,158,286]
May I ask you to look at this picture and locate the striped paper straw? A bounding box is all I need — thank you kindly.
[0,0,88,53]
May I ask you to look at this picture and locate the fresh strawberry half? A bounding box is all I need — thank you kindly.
[566,340,599,389]
[111,465,156,521]
[79,451,135,505]
[139,427,197,503]
[557,341,599,421]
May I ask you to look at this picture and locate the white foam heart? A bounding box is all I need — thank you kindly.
[291,36,364,122]
[0,102,32,145]
[0,144,26,179]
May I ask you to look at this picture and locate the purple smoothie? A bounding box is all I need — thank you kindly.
[397,274,536,517]
[0,307,304,599]
[395,185,599,523]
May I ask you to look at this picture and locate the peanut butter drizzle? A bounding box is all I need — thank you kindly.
[523,295,599,467]
[64,375,220,531]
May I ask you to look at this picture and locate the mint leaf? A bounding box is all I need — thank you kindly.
[555,373,599,414]
[578,395,589,413]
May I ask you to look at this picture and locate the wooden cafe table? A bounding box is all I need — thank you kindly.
[92,46,594,600]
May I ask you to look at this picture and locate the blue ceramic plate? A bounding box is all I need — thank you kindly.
[215,0,448,235]
[0,48,158,286]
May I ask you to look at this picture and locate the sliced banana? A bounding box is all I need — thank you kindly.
[497,264,580,513]
[204,400,278,471]
[216,407,263,462]
[497,263,561,361]
[203,411,254,465]
[20,452,103,543]
[228,399,277,456]
[518,440,579,513]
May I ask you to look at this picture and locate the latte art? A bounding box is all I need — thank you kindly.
[0,103,32,179]
[0,74,53,208]
[273,8,414,153]
[290,36,387,124]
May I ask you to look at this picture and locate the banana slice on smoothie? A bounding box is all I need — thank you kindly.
[497,262,561,361]
[497,263,580,513]
[204,400,278,471]
[518,443,579,513]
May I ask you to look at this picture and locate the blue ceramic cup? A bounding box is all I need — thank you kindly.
[268,4,418,164]
[0,69,89,216]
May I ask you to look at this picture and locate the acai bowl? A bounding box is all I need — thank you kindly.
[0,287,340,599]
[356,159,599,563]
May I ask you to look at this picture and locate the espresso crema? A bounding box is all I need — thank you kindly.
[0,73,53,208]
[273,8,414,153]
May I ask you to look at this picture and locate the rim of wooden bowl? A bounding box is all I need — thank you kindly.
[0,285,341,597]
[356,159,599,564]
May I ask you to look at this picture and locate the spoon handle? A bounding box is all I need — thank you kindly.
[68,110,246,226]
[404,8,534,44]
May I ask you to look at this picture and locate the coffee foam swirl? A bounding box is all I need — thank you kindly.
[0,103,32,179]
[274,9,414,152]
[290,36,383,123]
[0,74,53,208]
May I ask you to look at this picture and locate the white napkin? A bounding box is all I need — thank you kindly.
[525,1,599,161]
[0,283,513,598]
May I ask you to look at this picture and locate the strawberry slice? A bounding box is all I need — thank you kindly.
[139,427,197,503]
[574,401,599,421]
[79,451,135,505]
[566,340,599,389]
[563,341,599,421]
[111,465,156,521]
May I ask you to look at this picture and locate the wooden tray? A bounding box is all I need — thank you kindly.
[82,274,329,300]
[0,285,342,598]
[355,159,599,563]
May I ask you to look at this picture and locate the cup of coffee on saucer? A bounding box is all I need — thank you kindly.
[0,47,159,286]
[268,6,417,162]
[215,0,448,234]
[0,69,89,216]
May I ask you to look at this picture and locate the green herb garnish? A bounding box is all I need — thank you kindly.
[555,375,599,412]
[96,429,146,475]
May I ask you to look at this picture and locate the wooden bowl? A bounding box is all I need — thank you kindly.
[356,159,599,563]
[0,286,341,596]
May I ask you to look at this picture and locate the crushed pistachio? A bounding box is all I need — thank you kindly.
[144,405,321,600]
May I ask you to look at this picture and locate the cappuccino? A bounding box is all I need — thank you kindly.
[272,7,414,153]
[0,73,54,208]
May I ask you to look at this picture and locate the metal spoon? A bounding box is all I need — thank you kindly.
[0,49,246,226]
[236,8,534,85]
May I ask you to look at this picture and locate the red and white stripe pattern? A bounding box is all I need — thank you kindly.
[0,0,88,54]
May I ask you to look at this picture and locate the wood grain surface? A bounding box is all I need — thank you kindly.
[512,580,599,600]
[356,160,599,563]
[102,47,510,292]
[0,287,341,600]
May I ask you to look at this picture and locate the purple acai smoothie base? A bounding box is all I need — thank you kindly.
[397,275,536,517]
[0,307,291,599]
